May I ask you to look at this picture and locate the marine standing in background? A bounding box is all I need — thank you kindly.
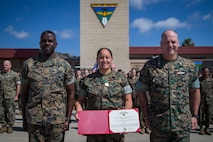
[199,67,213,135]
[21,30,75,142]
[74,69,82,100]
[0,60,21,134]
[75,47,133,142]
[128,68,150,134]
[136,30,200,142]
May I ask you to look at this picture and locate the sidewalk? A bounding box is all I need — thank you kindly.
[0,112,213,142]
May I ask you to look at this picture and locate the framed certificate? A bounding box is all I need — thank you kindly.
[109,109,140,133]
[78,108,140,135]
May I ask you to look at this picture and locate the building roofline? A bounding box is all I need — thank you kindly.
[0,48,40,58]
[130,46,213,55]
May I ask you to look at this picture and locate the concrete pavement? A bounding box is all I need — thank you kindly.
[0,112,213,142]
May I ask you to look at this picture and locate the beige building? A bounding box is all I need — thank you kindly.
[80,0,129,72]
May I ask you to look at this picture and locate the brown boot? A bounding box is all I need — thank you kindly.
[205,128,212,135]
[200,127,205,135]
[0,126,7,134]
[140,128,145,134]
[7,126,13,134]
[145,127,151,134]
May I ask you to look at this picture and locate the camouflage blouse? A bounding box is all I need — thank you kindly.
[21,53,75,125]
[79,70,132,110]
[0,70,21,99]
[136,55,199,132]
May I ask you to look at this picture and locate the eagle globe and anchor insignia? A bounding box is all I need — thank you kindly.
[91,3,118,27]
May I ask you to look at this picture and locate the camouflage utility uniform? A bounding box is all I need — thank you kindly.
[136,55,200,142]
[21,53,75,142]
[128,76,138,107]
[79,70,132,142]
[0,70,21,128]
[0,74,3,124]
[199,76,213,133]
[128,76,147,133]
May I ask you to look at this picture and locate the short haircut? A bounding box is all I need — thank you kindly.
[161,29,177,39]
[40,30,56,41]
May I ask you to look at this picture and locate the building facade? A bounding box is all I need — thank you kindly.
[80,0,130,72]
[1,47,212,75]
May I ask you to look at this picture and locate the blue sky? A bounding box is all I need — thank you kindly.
[0,0,213,56]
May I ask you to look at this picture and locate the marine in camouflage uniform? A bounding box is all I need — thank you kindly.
[0,73,3,125]
[81,70,132,110]
[136,30,200,142]
[80,70,132,142]
[136,55,200,141]
[198,67,213,135]
[128,68,150,134]
[75,48,133,142]
[0,60,21,134]
[74,70,82,100]
[21,31,75,142]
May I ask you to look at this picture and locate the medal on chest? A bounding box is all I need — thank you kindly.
[105,82,109,87]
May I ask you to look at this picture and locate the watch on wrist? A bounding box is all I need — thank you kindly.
[192,114,199,119]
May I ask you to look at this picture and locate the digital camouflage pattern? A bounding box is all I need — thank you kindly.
[0,95,3,125]
[79,70,132,142]
[0,70,21,127]
[74,75,82,100]
[1,99,16,126]
[128,77,146,129]
[150,130,190,142]
[199,77,213,105]
[199,76,213,127]
[28,123,64,142]
[128,77,138,106]
[0,70,21,99]
[21,53,75,125]
[0,77,3,124]
[138,55,198,132]
[80,70,132,110]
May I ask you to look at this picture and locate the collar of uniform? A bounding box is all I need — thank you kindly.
[158,55,183,68]
[95,70,117,80]
[38,52,57,62]
[33,53,58,67]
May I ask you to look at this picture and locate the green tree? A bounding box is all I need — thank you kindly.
[182,38,195,46]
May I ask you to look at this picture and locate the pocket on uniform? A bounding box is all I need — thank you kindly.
[108,84,122,97]
[28,71,42,82]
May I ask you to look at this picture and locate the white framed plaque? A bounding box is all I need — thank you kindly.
[109,109,140,133]
[78,108,140,135]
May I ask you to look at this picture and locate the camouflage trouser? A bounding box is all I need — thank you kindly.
[199,103,213,128]
[133,104,146,128]
[28,123,64,142]
[0,96,4,124]
[1,98,15,127]
[150,130,190,142]
[17,93,22,111]
[87,134,124,142]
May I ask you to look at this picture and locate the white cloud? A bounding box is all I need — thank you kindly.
[186,0,204,7]
[131,18,153,32]
[5,25,29,39]
[131,17,189,33]
[154,17,189,28]
[59,29,74,39]
[203,13,211,20]
[188,12,213,22]
[129,0,164,10]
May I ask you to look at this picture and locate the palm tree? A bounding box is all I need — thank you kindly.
[182,38,195,46]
